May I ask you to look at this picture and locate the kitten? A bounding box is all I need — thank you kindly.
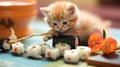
[40,1,111,43]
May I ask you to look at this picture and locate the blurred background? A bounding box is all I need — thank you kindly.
[37,0,120,28]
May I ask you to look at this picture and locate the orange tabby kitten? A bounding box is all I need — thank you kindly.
[40,1,111,43]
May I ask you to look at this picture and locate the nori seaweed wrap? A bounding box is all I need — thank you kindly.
[53,35,80,49]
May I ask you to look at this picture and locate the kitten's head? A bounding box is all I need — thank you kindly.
[40,1,78,32]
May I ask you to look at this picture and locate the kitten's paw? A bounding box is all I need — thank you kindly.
[43,36,49,41]
[54,33,59,36]
[43,34,52,41]
[52,31,59,36]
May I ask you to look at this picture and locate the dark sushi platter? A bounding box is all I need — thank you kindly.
[87,52,120,67]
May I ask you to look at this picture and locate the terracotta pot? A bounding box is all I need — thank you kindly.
[0,0,37,39]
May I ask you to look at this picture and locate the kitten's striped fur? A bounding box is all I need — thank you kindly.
[40,1,111,43]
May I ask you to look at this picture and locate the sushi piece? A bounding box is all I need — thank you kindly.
[39,43,50,55]
[76,46,91,60]
[117,40,120,49]
[2,39,11,50]
[11,42,24,55]
[27,45,42,59]
[45,48,60,60]
[0,38,10,51]
[64,49,79,63]
[0,28,17,51]
[53,35,80,49]
[55,43,71,56]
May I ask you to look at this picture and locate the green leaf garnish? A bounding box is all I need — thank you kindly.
[32,46,36,48]
[103,29,106,39]
[61,43,66,46]
[80,48,85,50]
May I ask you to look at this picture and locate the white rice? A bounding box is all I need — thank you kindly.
[45,48,60,60]
[27,45,42,59]
[2,40,11,50]
[11,42,24,55]
[55,43,71,56]
[64,49,79,63]
[39,43,50,55]
[76,46,91,60]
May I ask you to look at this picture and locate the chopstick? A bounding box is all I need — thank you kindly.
[8,33,47,43]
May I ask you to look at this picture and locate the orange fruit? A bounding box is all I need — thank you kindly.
[101,37,117,54]
[88,32,103,52]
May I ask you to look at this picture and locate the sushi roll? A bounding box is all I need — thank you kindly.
[0,38,11,51]
[76,46,91,60]
[2,39,11,50]
[55,43,71,56]
[27,45,42,59]
[117,40,120,49]
[45,48,60,60]
[11,42,24,55]
[64,49,79,63]
[53,35,80,49]
[39,43,50,55]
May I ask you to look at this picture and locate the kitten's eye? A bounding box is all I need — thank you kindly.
[63,21,67,25]
[53,23,57,26]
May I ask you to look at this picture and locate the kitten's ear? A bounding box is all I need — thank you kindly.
[40,7,50,16]
[67,5,75,15]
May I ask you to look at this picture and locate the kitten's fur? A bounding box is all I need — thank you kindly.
[40,1,111,43]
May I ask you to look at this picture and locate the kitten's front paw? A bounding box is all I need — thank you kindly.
[43,34,52,41]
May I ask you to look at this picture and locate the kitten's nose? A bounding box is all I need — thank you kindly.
[58,26,63,31]
[59,28,62,31]
[59,25,63,29]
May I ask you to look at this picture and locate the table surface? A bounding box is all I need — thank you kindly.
[0,19,120,67]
